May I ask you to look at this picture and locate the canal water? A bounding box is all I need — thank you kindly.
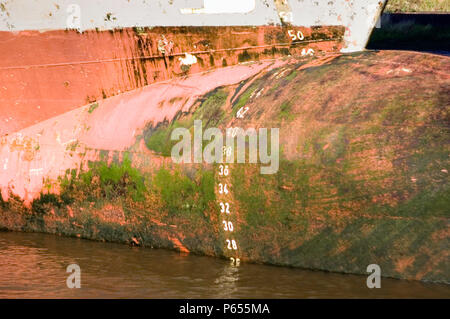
[0,231,448,299]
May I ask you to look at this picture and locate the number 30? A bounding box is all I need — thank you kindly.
[223,220,234,232]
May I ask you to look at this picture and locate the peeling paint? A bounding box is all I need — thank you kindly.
[0,25,344,135]
[0,51,448,282]
[0,0,385,51]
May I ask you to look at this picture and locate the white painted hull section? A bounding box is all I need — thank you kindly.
[0,0,386,52]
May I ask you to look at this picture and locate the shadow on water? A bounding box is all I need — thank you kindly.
[0,232,449,298]
[367,13,450,56]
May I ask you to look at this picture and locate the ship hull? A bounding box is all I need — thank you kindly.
[0,50,448,282]
[4,1,448,284]
[0,25,344,135]
[0,0,387,135]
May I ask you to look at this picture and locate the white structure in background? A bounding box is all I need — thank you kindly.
[0,0,386,52]
[180,0,256,14]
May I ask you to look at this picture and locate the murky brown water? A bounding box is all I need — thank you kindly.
[0,231,448,299]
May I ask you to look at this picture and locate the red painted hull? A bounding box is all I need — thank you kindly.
[0,26,344,135]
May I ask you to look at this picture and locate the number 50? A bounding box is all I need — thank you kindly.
[288,30,304,41]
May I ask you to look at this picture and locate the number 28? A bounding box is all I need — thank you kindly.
[226,239,238,250]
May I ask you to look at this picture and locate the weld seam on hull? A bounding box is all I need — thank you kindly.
[0,38,341,71]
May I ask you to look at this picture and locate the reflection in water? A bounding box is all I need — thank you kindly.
[214,262,240,298]
[0,232,448,298]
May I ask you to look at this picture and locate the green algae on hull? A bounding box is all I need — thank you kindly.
[144,88,229,156]
[0,51,448,283]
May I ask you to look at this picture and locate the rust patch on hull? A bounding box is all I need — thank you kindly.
[0,25,344,135]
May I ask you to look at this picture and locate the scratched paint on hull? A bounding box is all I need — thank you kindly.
[0,0,386,51]
[0,25,344,135]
